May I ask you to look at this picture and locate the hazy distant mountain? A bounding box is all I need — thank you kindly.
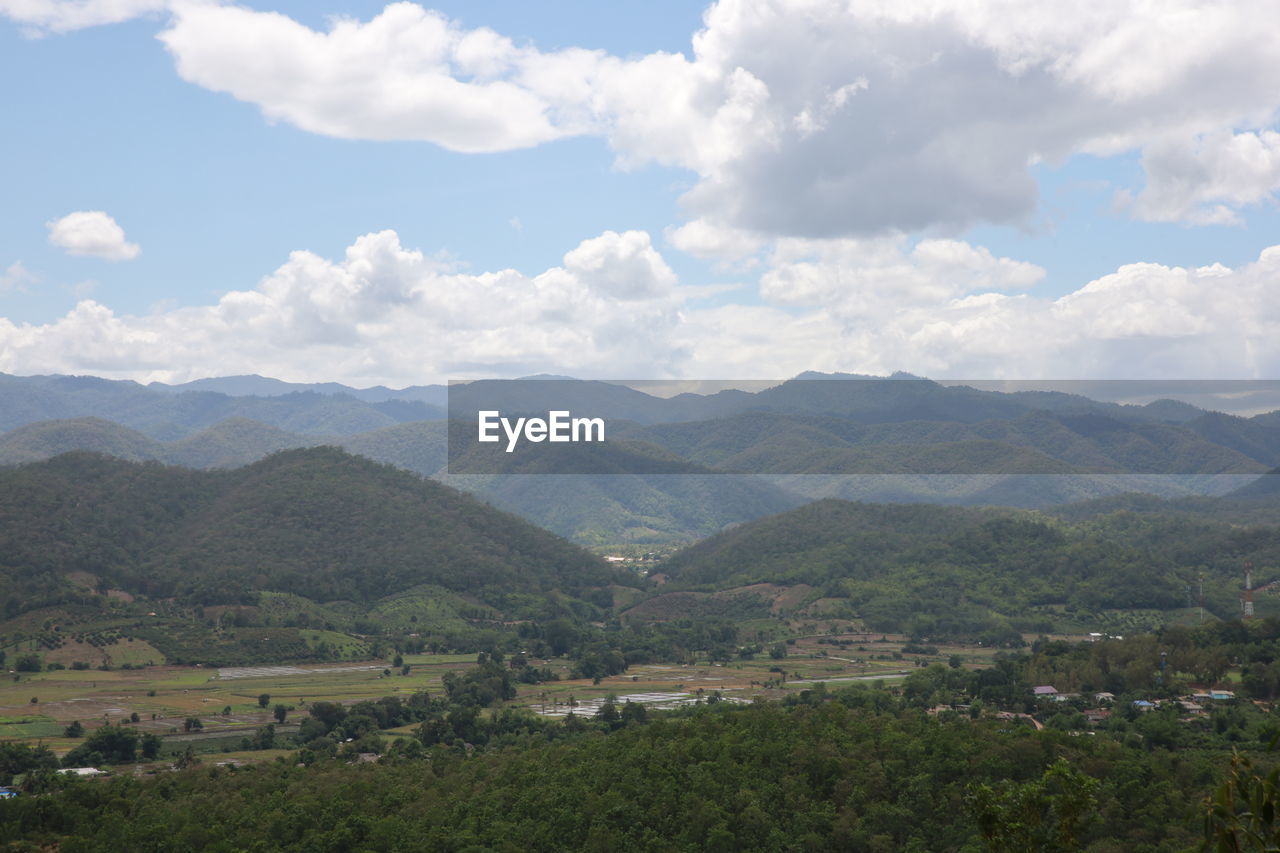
[0,416,801,542]
[609,408,1269,475]
[167,417,323,468]
[1227,468,1280,498]
[336,420,449,476]
[1183,412,1280,467]
[5,371,1280,543]
[148,374,448,406]
[0,373,443,438]
[0,416,321,469]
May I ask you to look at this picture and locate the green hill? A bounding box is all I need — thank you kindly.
[337,420,448,476]
[167,417,321,467]
[0,418,801,543]
[0,448,626,617]
[659,498,1280,639]
[0,417,163,465]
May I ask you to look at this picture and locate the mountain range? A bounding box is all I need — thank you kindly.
[3,371,1280,542]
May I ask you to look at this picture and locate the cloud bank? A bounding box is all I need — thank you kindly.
[2,228,1278,384]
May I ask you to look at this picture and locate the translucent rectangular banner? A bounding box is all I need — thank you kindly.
[444,377,1280,477]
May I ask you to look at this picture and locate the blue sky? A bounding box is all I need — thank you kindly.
[0,4,704,321]
[2,1,1280,385]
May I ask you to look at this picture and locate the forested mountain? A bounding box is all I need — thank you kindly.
[5,372,1280,542]
[0,418,799,542]
[610,409,1271,474]
[1228,468,1280,498]
[7,371,1262,438]
[0,448,624,617]
[657,497,1280,638]
[0,417,323,468]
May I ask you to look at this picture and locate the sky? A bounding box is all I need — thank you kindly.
[2,0,1280,386]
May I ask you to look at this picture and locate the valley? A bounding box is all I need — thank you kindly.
[4,375,1280,849]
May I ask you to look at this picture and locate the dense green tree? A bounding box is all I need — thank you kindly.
[968,759,1101,852]
[62,725,139,766]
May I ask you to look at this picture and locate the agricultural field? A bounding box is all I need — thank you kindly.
[0,633,1005,765]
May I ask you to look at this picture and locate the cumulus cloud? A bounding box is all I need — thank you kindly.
[156,1,600,153]
[762,236,1046,309]
[142,1,1280,235]
[686,241,1280,380]
[9,1,1280,232]
[3,228,1279,383]
[0,229,684,384]
[665,218,764,268]
[657,0,1280,235]
[561,230,676,300]
[46,211,141,260]
[0,0,167,34]
[1124,130,1280,225]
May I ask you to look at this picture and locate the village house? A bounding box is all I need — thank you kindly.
[1083,709,1111,726]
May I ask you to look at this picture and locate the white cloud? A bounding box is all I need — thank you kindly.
[0,261,36,293]
[561,230,676,300]
[156,1,601,153]
[3,228,1279,383]
[0,0,167,34]
[760,235,1045,310]
[654,0,1280,235]
[1124,130,1280,225]
[0,229,684,384]
[136,1,1280,236]
[46,211,141,260]
[704,241,1280,380]
[9,1,1280,232]
[665,218,764,268]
